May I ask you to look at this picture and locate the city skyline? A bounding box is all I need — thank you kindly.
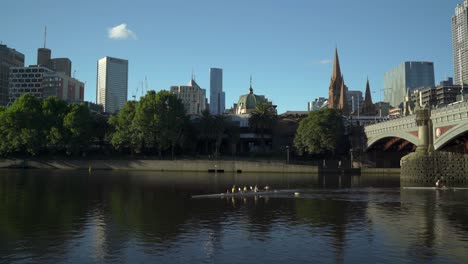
[0,0,462,113]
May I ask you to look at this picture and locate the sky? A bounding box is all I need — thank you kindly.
[0,0,462,113]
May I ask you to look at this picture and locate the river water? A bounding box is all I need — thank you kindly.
[1,170,468,264]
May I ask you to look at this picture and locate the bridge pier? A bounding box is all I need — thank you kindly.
[401,106,468,185]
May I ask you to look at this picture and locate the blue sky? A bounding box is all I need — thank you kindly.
[0,0,461,113]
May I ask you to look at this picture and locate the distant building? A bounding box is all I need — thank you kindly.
[308,97,327,111]
[234,80,274,115]
[51,58,72,77]
[42,71,84,102]
[8,66,53,104]
[0,44,24,106]
[328,48,348,114]
[411,84,463,108]
[439,77,454,86]
[8,65,85,104]
[209,68,225,115]
[96,56,128,113]
[360,79,376,116]
[170,79,207,115]
[453,0,468,86]
[36,48,72,77]
[383,61,435,108]
[347,90,363,114]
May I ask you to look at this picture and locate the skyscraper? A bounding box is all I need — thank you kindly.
[209,68,225,115]
[0,44,24,106]
[96,56,128,113]
[453,0,468,86]
[383,62,435,108]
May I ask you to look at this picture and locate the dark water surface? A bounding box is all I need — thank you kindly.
[1,170,468,263]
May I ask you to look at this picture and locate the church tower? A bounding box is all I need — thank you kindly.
[328,48,348,114]
[360,78,375,115]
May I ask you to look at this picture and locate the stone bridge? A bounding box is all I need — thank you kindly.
[365,101,468,151]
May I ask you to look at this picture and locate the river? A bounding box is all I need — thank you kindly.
[1,170,467,263]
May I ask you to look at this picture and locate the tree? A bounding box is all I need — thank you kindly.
[133,90,187,158]
[63,104,92,156]
[42,97,69,153]
[0,94,44,156]
[109,101,137,153]
[294,108,347,156]
[249,102,277,152]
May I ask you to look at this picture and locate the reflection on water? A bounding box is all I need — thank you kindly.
[0,170,467,263]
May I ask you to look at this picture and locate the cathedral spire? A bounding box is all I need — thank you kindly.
[329,48,344,110]
[361,78,376,115]
[332,48,342,81]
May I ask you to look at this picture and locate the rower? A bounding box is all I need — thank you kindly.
[232,185,236,193]
[243,186,247,192]
[254,185,259,192]
[264,184,270,191]
[435,178,441,188]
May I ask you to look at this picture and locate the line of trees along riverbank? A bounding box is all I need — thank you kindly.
[0,91,350,160]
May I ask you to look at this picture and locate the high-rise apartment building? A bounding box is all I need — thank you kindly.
[383,61,435,108]
[96,56,128,113]
[0,44,24,106]
[170,79,207,115]
[453,0,468,86]
[8,66,53,104]
[209,68,225,115]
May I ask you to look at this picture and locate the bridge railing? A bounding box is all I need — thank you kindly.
[364,115,416,138]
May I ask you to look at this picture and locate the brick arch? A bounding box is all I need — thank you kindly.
[434,123,468,150]
[367,131,418,150]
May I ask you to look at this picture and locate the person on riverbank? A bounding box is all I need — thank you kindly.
[435,178,446,188]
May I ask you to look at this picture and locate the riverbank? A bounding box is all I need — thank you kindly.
[0,159,318,174]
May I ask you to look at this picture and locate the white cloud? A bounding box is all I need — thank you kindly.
[108,23,137,40]
[318,59,332,65]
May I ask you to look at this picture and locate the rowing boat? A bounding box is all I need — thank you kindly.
[191,189,300,199]
[402,187,468,190]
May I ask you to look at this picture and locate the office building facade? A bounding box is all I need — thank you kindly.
[8,66,52,104]
[383,61,435,108]
[0,45,24,106]
[209,68,225,115]
[453,0,468,86]
[96,56,128,113]
[43,71,84,102]
[170,79,207,115]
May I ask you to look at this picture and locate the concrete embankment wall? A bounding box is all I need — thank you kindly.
[361,168,400,175]
[0,159,318,174]
[401,152,468,184]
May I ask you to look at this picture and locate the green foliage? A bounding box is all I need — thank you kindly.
[294,108,347,156]
[42,97,69,152]
[0,94,44,156]
[63,104,92,155]
[109,101,137,152]
[249,102,278,151]
[129,90,188,157]
[194,110,229,156]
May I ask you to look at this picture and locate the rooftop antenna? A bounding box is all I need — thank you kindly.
[44,26,47,48]
[250,75,252,88]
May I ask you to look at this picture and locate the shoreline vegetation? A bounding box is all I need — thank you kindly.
[0,93,350,162]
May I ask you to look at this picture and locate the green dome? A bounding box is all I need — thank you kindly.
[245,93,257,109]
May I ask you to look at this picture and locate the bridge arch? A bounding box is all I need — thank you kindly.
[434,123,468,150]
[367,131,418,150]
